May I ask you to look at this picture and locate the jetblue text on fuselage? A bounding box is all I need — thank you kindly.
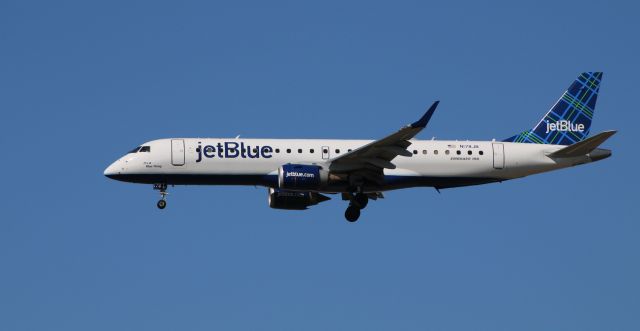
[196,142,273,162]
[545,120,585,134]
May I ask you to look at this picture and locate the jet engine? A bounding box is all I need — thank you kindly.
[268,188,331,210]
[278,164,329,190]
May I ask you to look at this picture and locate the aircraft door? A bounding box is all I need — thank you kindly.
[322,146,330,159]
[171,139,185,166]
[492,143,504,169]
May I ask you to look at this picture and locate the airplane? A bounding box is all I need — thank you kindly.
[104,72,615,222]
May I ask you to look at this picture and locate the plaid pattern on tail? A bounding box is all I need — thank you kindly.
[504,72,602,145]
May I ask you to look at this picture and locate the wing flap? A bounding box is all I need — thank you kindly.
[373,146,414,157]
[362,157,397,169]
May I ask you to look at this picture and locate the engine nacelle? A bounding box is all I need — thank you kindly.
[268,188,330,210]
[278,164,329,190]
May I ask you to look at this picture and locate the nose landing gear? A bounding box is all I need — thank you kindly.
[154,183,168,209]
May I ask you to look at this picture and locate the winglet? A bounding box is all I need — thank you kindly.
[410,101,440,128]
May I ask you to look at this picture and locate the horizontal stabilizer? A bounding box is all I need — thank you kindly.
[548,130,617,158]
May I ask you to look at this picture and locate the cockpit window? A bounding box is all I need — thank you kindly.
[128,146,141,154]
[139,146,151,152]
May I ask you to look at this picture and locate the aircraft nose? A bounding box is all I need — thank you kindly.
[104,161,121,179]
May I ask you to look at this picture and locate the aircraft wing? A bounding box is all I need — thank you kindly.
[328,101,439,184]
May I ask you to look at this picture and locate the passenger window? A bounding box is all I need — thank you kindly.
[275,148,280,153]
[423,150,427,155]
[140,146,151,152]
[413,150,418,154]
[456,150,461,155]
[479,151,484,155]
[445,150,450,155]
[348,149,352,152]
[298,148,302,153]
[434,150,439,155]
[310,149,314,153]
[323,149,328,153]
[335,149,340,154]
[286,149,291,153]
[468,150,472,155]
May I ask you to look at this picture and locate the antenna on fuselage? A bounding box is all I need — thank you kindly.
[235,135,241,139]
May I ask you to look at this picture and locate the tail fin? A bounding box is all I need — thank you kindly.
[504,72,602,145]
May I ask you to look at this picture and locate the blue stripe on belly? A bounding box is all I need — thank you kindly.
[106,173,501,190]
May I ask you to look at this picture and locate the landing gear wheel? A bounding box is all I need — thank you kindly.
[154,183,169,209]
[345,205,361,222]
[354,194,368,209]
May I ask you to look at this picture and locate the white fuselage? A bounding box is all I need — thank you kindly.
[104,138,600,192]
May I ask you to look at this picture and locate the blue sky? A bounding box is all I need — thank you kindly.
[1,1,638,330]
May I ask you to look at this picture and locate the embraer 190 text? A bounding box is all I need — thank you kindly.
[105,72,615,222]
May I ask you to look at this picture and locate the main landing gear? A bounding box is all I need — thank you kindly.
[154,183,168,209]
[344,193,369,222]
